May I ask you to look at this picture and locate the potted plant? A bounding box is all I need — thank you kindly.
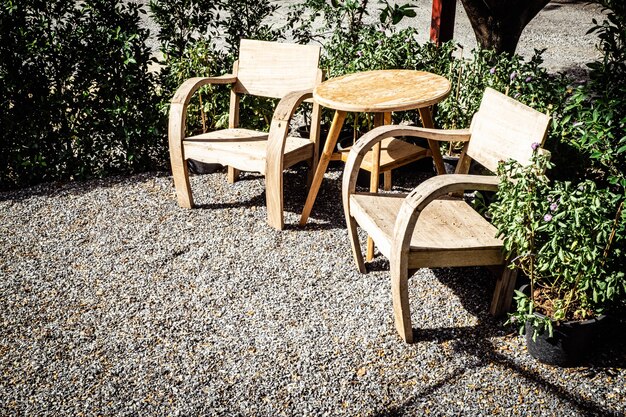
[489,146,625,366]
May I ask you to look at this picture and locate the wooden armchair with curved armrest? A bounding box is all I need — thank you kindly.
[168,39,323,230]
[342,88,551,342]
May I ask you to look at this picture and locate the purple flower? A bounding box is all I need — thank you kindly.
[405,38,411,43]
[525,76,532,82]
[572,121,583,128]
[544,214,553,222]
[510,71,517,81]
[514,92,521,99]
[489,67,496,75]
[531,142,540,151]
[376,39,383,46]
[550,202,558,212]
[356,50,363,57]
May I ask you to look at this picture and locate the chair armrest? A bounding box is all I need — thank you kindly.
[387,125,471,142]
[168,75,236,152]
[271,88,314,122]
[391,174,499,258]
[170,75,237,106]
[265,88,316,229]
[342,125,472,212]
[266,88,315,160]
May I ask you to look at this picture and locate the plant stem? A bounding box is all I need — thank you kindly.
[600,200,623,269]
[198,92,207,133]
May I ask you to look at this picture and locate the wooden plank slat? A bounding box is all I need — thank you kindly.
[234,39,322,99]
[184,130,313,174]
[468,88,551,173]
[350,193,503,265]
[339,137,430,172]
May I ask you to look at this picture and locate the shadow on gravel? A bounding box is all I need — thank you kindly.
[192,164,348,229]
[284,164,348,230]
[0,171,170,202]
[558,64,594,80]
[370,332,625,416]
[372,346,626,417]
[369,266,626,417]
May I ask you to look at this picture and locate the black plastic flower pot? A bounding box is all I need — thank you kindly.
[187,159,222,175]
[525,313,606,367]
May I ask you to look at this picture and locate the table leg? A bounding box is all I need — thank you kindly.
[383,171,392,191]
[418,107,446,175]
[369,113,384,192]
[382,111,392,192]
[366,113,386,261]
[299,110,347,226]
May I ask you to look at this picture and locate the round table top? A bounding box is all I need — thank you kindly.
[313,70,451,113]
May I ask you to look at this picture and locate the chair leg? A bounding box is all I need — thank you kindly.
[391,264,413,343]
[346,216,366,273]
[366,238,375,262]
[384,171,392,191]
[170,148,194,208]
[489,266,518,316]
[228,167,240,183]
[265,166,284,231]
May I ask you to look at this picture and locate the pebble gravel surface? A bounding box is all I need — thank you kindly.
[1,164,625,416]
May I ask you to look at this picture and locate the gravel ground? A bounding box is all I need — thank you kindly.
[2,2,623,415]
[1,165,625,416]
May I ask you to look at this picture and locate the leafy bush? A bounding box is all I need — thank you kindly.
[322,26,451,79]
[491,150,624,336]
[557,0,626,187]
[150,0,281,135]
[0,0,162,190]
[490,0,626,336]
[437,48,567,130]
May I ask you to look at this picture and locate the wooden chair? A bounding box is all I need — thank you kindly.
[169,39,323,230]
[342,88,551,342]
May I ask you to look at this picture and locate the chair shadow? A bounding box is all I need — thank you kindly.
[372,332,625,417]
[193,164,347,230]
[367,266,626,416]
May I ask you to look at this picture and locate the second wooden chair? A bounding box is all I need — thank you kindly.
[168,39,323,230]
[342,88,551,342]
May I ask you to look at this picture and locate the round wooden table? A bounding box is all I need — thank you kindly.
[299,69,451,227]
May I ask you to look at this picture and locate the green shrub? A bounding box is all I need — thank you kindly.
[437,48,567,129]
[150,0,281,135]
[557,0,626,187]
[0,0,162,190]
[491,0,626,334]
[491,151,624,335]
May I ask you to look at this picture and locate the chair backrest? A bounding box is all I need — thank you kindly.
[233,39,322,99]
[467,87,551,173]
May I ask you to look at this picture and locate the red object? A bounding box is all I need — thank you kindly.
[430,0,457,45]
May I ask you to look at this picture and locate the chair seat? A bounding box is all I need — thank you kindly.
[338,137,430,172]
[350,193,504,268]
[183,128,314,174]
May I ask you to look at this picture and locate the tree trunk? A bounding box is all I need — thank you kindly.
[460,0,551,55]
